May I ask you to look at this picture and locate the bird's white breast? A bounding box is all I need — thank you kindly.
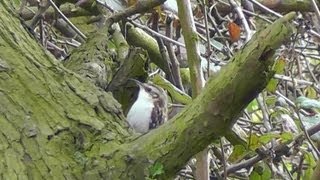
[127,89,154,133]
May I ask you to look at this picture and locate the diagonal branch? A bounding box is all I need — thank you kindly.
[109,12,297,179]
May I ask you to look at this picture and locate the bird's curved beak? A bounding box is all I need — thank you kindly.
[128,78,143,87]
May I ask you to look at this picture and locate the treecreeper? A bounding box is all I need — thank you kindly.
[126,79,168,133]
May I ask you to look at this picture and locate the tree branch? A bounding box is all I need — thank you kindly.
[103,12,296,179]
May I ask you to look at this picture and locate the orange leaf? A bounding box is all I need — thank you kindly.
[228,22,241,42]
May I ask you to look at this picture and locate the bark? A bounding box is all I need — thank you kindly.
[126,25,172,76]
[0,2,128,179]
[212,0,319,16]
[176,0,207,179]
[0,1,296,179]
[255,0,317,13]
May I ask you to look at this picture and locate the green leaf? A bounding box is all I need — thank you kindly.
[258,133,278,144]
[149,162,164,178]
[266,58,286,93]
[249,162,271,180]
[280,132,293,142]
[247,99,259,113]
[180,68,191,84]
[273,58,286,74]
[229,145,247,162]
[266,79,278,93]
[249,132,292,151]
[249,171,261,180]
[303,152,316,180]
[248,134,261,150]
[305,87,318,99]
[265,95,277,106]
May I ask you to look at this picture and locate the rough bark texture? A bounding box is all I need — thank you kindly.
[0,1,296,179]
[63,25,149,112]
[0,2,129,179]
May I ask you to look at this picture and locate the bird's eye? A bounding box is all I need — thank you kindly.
[145,87,152,92]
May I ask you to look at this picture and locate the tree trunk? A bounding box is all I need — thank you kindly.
[0,1,296,179]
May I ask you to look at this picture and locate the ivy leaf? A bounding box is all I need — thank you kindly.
[303,152,316,180]
[229,145,247,162]
[305,86,318,99]
[149,162,164,178]
[249,132,292,151]
[249,162,271,180]
[258,133,278,144]
[266,58,286,93]
[247,99,258,113]
[266,79,278,93]
[248,134,261,150]
[280,132,293,142]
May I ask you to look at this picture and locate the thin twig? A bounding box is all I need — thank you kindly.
[199,0,213,78]
[289,69,320,159]
[311,0,320,23]
[274,74,317,87]
[129,20,186,48]
[225,122,320,175]
[275,91,310,116]
[220,138,227,179]
[281,158,294,180]
[150,11,175,85]
[165,15,185,91]
[28,0,50,29]
[48,0,86,40]
[248,0,320,39]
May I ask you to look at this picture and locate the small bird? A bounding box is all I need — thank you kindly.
[126,79,168,133]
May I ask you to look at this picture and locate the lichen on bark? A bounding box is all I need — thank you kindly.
[0,0,297,178]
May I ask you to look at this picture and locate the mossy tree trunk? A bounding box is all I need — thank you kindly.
[0,1,296,179]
